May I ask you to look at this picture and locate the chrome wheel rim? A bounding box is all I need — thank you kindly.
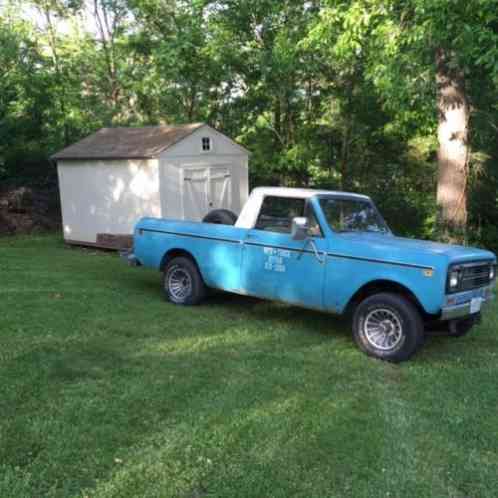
[364,308,403,351]
[167,267,192,301]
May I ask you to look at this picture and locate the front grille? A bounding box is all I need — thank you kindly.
[448,261,494,293]
[461,264,491,290]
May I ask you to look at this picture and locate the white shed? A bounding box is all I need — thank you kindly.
[52,123,249,248]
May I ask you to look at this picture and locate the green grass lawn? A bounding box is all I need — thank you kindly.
[1,235,498,498]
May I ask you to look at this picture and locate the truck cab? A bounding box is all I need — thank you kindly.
[130,187,496,362]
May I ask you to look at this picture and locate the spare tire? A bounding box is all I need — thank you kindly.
[202,209,238,225]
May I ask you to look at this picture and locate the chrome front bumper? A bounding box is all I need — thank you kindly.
[440,285,495,321]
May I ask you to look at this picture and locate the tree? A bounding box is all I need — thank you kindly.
[307,0,498,240]
[2,0,498,250]
[91,0,129,118]
[435,47,469,235]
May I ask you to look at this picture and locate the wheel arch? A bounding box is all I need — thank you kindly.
[344,279,432,320]
[160,248,201,275]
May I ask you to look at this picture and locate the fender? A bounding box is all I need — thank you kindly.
[324,257,446,315]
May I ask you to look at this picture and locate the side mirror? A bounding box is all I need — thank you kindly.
[291,217,309,240]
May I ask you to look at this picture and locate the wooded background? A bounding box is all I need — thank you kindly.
[1,0,498,248]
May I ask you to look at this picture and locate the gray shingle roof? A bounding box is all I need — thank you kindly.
[51,123,205,160]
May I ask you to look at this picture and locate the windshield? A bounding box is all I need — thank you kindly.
[319,197,390,234]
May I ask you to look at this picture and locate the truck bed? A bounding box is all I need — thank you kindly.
[134,217,248,292]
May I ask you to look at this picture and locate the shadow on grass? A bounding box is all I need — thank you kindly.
[108,264,352,349]
[117,265,492,368]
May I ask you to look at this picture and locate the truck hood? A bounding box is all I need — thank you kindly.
[335,232,495,266]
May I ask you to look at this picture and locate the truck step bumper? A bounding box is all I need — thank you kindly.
[440,288,494,321]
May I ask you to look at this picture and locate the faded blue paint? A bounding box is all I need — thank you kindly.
[134,218,245,292]
[241,229,327,308]
[133,197,496,317]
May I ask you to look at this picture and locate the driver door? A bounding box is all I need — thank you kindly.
[240,196,327,309]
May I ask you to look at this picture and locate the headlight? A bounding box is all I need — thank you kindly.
[449,271,460,288]
[490,266,496,281]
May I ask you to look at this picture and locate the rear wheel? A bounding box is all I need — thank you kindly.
[163,257,206,305]
[202,209,237,225]
[353,293,424,362]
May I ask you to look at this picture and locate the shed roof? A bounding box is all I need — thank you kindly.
[51,123,206,160]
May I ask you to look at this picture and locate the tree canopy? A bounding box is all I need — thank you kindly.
[1,0,498,248]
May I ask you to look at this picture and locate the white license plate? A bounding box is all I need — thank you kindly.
[470,297,482,314]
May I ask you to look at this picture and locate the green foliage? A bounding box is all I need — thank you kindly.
[1,0,498,248]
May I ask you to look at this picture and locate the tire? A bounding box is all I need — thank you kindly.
[202,209,237,225]
[447,313,480,338]
[162,257,206,305]
[352,293,424,362]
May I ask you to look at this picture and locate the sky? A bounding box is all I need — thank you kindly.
[1,0,101,36]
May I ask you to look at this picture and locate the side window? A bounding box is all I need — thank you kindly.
[255,196,305,233]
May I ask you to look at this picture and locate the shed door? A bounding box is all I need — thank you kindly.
[182,165,232,221]
[209,166,231,210]
[183,167,209,221]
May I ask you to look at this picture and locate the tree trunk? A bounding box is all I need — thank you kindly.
[436,48,470,239]
[274,96,282,148]
[340,122,350,191]
[340,77,354,191]
[43,7,69,146]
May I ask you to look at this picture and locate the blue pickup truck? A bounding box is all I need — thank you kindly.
[129,187,496,362]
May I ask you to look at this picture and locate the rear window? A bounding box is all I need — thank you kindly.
[255,196,305,234]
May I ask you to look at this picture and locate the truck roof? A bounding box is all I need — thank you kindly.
[250,187,371,200]
[235,186,371,229]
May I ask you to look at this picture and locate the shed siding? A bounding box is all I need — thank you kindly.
[159,158,183,220]
[57,158,160,243]
[158,126,248,221]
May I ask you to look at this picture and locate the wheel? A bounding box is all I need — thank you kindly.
[447,314,480,338]
[352,293,424,362]
[162,257,206,305]
[202,209,238,225]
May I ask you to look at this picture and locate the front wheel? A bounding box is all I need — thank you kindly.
[163,257,206,305]
[353,293,424,362]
